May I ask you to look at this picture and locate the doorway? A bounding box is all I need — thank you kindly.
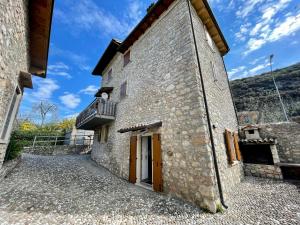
[141,136,152,185]
[129,133,162,192]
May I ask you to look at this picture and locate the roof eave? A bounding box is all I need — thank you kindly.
[28,0,55,78]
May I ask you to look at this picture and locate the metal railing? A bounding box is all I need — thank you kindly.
[31,135,94,147]
[76,98,117,128]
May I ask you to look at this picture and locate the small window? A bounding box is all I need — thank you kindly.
[97,127,102,142]
[123,50,131,67]
[100,125,109,143]
[210,62,218,82]
[204,25,214,50]
[248,130,255,134]
[120,81,127,99]
[107,69,112,82]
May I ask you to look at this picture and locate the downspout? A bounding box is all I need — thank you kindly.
[186,0,228,209]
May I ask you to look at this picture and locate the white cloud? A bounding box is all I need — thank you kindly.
[79,85,98,95]
[55,0,145,38]
[228,66,246,79]
[268,13,300,41]
[249,63,268,74]
[31,78,60,101]
[261,0,291,22]
[64,113,79,119]
[59,93,81,109]
[236,0,263,18]
[48,62,72,79]
[51,46,91,72]
[245,12,300,54]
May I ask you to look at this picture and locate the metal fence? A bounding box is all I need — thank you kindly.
[31,134,94,147]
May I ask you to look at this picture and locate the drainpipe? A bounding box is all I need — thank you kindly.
[186,0,228,209]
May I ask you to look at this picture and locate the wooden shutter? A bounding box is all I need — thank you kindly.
[120,81,127,99]
[153,133,163,192]
[225,129,235,165]
[124,50,130,67]
[129,136,137,184]
[233,132,242,161]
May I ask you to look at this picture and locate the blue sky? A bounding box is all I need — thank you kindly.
[20,0,300,121]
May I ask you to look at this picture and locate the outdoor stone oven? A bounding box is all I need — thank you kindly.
[239,126,283,179]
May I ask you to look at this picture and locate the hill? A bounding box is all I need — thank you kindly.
[230,62,300,123]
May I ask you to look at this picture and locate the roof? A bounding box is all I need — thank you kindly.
[28,0,55,78]
[241,125,260,131]
[118,121,162,133]
[93,0,229,76]
[92,40,121,76]
[95,87,114,97]
[240,138,277,145]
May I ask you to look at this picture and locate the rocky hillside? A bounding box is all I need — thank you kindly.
[230,62,300,123]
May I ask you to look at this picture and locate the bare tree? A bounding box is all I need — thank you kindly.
[32,101,58,126]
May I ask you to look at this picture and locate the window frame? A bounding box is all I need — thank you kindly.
[123,50,131,67]
[0,86,22,142]
[107,69,112,82]
[100,125,109,144]
[204,25,214,51]
[210,61,218,82]
[120,81,127,99]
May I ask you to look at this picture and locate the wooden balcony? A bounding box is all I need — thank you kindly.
[76,98,116,130]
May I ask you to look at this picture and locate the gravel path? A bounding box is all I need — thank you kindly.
[0,154,299,225]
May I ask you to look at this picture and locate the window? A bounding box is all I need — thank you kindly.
[123,50,131,67]
[225,130,242,165]
[1,87,22,141]
[204,25,214,50]
[120,81,127,99]
[97,127,102,142]
[100,125,109,143]
[107,69,112,82]
[210,62,218,82]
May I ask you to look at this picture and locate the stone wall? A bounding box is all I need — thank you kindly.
[91,0,242,212]
[0,0,29,168]
[256,122,300,164]
[189,2,243,201]
[24,145,91,156]
[244,163,282,179]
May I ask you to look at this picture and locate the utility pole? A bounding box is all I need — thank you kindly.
[269,54,289,122]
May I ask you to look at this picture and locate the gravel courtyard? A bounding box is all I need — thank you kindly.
[0,154,299,225]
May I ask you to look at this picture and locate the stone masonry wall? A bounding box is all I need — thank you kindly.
[0,0,29,168]
[23,145,91,156]
[189,2,243,201]
[244,163,283,179]
[91,0,222,212]
[257,122,300,164]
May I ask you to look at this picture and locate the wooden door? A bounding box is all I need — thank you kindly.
[153,133,163,192]
[129,136,137,184]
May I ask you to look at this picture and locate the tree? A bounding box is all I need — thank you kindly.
[32,101,58,126]
[57,118,76,132]
[19,120,37,131]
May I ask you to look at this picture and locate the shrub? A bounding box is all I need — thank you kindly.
[5,132,23,161]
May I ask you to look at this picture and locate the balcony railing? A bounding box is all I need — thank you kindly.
[76,98,116,130]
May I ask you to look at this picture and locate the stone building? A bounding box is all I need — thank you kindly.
[0,0,54,167]
[76,0,243,212]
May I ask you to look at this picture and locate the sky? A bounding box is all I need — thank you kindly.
[20,0,300,121]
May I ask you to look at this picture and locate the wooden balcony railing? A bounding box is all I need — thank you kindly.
[76,98,116,129]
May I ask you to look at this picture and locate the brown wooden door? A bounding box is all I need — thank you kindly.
[129,136,137,184]
[153,133,163,192]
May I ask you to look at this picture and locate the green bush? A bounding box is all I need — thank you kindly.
[5,132,23,161]
[4,129,65,161]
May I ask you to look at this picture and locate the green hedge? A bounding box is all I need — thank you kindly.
[5,130,64,161]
